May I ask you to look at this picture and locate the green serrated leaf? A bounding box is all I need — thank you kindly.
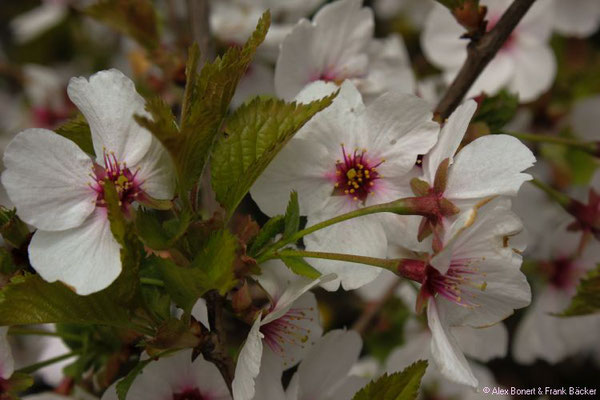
[0,248,18,276]
[137,13,270,199]
[248,215,285,256]
[211,94,336,217]
[54,114,95,155]
[560,265,600,316]
[280,255,321,279]
[0,274,131,327]
[135,209,191,250]
[474,90,519,132]
[283,191,300,240]
[353,360,428,400]
[161,230,238,312]
[0,206,29,248]
[86,0,159,50]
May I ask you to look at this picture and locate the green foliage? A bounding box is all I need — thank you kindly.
[136,13,270,199]
[86,0,159,50]
[560,265,600,316]
[55,114,94,155]
[135,209,191,250]
[0,248,18,276]
[1,372,34,399]
[474,90,519,132]
[0,206,29,248]
[353,360,428,400]
[211,94,336,216]
[140,257,172,322]
[160,230,238,312]
[280,256,321,279]
[364,298,411,361]
[0,274,131,327]
[283,191,300,240]
[248,215,285,257]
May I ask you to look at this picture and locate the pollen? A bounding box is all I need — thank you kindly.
[333,145,384,203]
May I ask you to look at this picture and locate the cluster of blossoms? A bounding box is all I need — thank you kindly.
[2,0,600,399]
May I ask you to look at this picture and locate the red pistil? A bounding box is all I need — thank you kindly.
[90,149,144,215]
[333,145,384,203]
[172,388,205,400]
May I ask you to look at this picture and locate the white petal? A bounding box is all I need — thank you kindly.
[507,42,556,103]
[329,375,369,400]
[262,292,322,370]
[423,100,477,183]
[29,209,122,295]
[552,0,600,37]
[67,69,152,166]
[363,92,438,176]
[304,216,386,291]
[466,52,514,98]
[427,299,478,388]
[421,3,467,69]
[191,298,210,330]
[253,349,286,400]
[2,129,96,231]
[10,3,67,44]
[295,330,362,399]
[134,137,176,200]
[250,137,332,217]
[446,135,535,200]
[232,316,264,400]
[0,327,14,379]
[453,324,508,362]
[385,331,431,373]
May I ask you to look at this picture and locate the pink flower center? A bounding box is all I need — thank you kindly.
[89,150,144,213]
[172,388,206,400]
[260,306,315,367]
[333,145,384,203]
[399,258,487,310]
[540,257,583,291]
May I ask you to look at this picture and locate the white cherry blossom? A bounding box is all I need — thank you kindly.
[421,0,556,102]
[285,329,367,400]
[275,0,415,102]
[1,69,175,295]
[394,198,531,387]
[102,350,230,400]
[232,260,333,400]
[251,81,438,290]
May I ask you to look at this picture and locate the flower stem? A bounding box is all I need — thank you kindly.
[268,248,399,272]
[257,197,431,262]
[500,131,598,154]
[16,352,79,374]
[530,178,571,208]
[140,277,165,287]
[8,328,82,343]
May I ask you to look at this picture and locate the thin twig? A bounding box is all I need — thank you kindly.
[352,279,402,335]
[204,291,235,391]
[435,0,537,120]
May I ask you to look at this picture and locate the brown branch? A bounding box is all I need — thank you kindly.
[352,278,402,334]
[203,291,235,391]
[434,0,537,120]
[187,0,215,67]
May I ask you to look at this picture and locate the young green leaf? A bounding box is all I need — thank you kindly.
[0,206,29,248]
[248,215,285,256]
[135,209,191,250]
[137,12,270,198]
[353,360,428,400]
[211,94,336,217]
[86,0,159,50]
[474,90,519,132]
[560,265,600,316]
[283,191,300,240]
[0,274,131,327]
[280,255,321,279]
[160,230,238,312]
[54,114,94,155]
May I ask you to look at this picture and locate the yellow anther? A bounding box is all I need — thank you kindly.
[346,168,357,180]
[350,189,355,193]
